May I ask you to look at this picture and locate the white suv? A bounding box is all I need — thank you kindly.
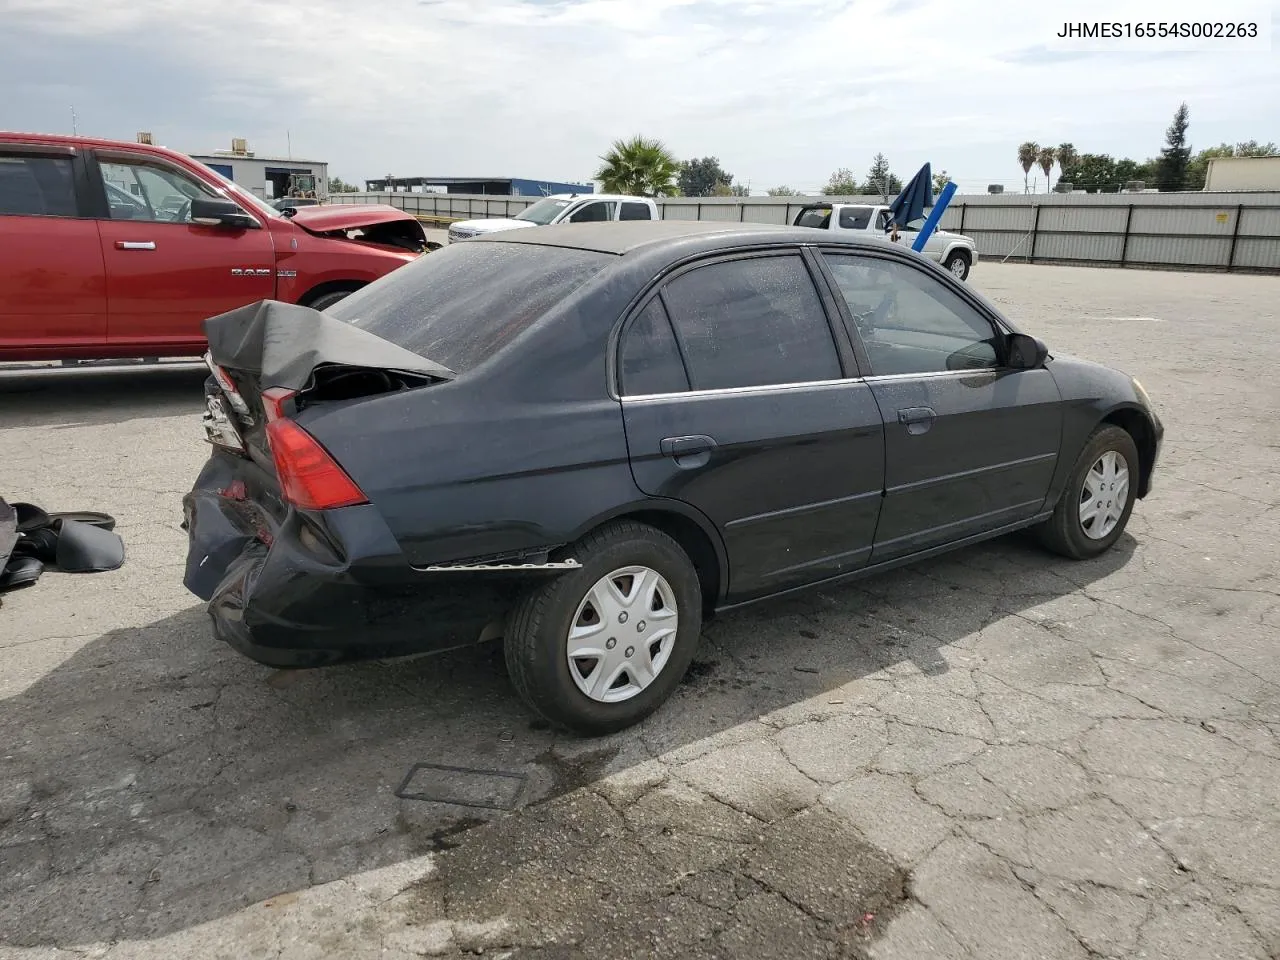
[448,194,658,242]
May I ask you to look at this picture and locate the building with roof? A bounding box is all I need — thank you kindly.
[189,138,329,201]
[363,175,593,196]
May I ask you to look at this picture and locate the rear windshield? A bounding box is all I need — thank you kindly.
[327,241,613,373]
[794,207,831,229]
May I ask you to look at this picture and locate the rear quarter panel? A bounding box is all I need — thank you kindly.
[302,380,640,566]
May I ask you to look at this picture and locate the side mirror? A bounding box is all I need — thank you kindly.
[1007,333,1049,370]
[191,196,257,229]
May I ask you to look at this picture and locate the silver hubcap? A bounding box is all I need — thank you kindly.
[949,257,966,277]
[1080,450,1130,540]
[566,565,679,703]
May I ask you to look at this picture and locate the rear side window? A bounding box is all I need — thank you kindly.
[0,155,77,217]
[327,241,612,374]
[619,299,689,396]
[620,201,652,221]
[794,207,831,229]
[661,254,842,391]
[838,206,873,229]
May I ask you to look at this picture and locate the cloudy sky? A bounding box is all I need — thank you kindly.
[2,0,1277,193]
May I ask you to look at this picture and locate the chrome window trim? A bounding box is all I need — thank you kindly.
[617,366,1009,402]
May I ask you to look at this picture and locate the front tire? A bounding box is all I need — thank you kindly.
[504,521,703,736]
[1036,424,1139,560]
[942,250,971,281]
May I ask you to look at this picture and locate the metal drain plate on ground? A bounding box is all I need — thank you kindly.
[395,762,527,810]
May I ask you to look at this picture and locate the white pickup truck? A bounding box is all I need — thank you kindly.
[448,193,658,243]
[793,202,978,280]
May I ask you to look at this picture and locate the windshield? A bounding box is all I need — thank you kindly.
[514,197,572,225]
[327,241,613,373]
[190,160,283,220]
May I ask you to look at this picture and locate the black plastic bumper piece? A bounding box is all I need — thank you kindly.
[182,454,547,668]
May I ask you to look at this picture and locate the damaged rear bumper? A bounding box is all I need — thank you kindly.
[182,453,553,668]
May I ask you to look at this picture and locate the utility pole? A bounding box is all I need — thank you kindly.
[70,105,78,135]
[287,129,292,159]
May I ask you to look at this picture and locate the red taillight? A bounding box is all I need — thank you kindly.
[265,418,368,511]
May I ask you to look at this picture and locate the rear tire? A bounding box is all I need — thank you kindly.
[1036,424,1140,560]
[504,521,703,736]
[306,289,358,312]
[942,250,971,281]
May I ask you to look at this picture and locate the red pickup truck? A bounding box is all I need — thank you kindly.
[0,132,428,363]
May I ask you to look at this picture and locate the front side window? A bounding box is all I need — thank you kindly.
[661,254,842,391]
[0,154,77,217]
[618,298,689,396]
[99,160,215,223]
[567,201,617,223]
[823,254,1002,376]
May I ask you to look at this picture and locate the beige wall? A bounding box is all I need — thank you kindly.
[1204,156,1280,192]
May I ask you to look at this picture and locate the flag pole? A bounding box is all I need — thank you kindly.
[912,180,957,253]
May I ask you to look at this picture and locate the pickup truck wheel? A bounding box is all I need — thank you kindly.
[306,290,357,312]
[504,521,703,736]
[942,250,971,281]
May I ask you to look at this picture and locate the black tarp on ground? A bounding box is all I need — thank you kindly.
[202,300,455,390]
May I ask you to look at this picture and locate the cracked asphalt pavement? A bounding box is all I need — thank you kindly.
[2,262,1279,959]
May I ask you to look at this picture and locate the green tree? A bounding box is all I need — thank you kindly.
[822,167,859,195]
[678,156,733,197]
[1036,145,1056,193]
[932,170,953,193]
[1055,142,1079,184]
[1155,102,1192,191]
[860,153,901,199]
[1017,141,1039,193]
[1114,157,1156,188]
[1070,153,1118,192]
[767,185,800,196]
[328,176,359,193]
[594,136,680,196]
[1234,140,1280,156]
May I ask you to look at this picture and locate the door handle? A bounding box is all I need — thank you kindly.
[115,241,156,250]
[660,435,716,467]
[897,406,935,436]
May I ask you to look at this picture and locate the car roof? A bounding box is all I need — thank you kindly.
[1,130,190,162]
[540,193,651,202]
[474,220,892,256]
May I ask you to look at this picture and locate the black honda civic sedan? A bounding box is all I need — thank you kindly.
[183,220,1163,734]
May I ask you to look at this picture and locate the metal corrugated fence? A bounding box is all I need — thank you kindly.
[331,191,1280,272]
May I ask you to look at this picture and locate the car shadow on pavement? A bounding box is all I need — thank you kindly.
[0,531,1135,947]
[0,363,207,429]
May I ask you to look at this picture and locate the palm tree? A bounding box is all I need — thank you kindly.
[1056,143,1078,181]
[1037,145,1056,193]
[594,136,680,197]
[1018,142,1039,194]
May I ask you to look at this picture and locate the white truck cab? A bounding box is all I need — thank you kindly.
[793,202,978,280]
[448,194,658,242]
